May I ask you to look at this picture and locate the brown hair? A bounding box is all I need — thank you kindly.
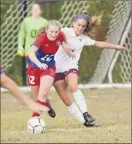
[74,11,98,36]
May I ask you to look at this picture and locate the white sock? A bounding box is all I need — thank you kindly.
[72,89,87,114]
[67,103,85,124]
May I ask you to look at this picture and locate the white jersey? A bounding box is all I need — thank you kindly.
[55,27,95,73]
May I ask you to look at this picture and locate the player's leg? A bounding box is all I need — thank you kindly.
[30,86,56,118]
[1,73,48,112]
[32,67,55,117]
[30,85,56,117]
[32,75,54,117]
[44,66,56,118]
[54,79,72,106]
[27,66,55,117]
[46,98,56,118]
[27,66,46,116]
[65,69,95,123]
[30,85,39,99]
[54,74,89,126]
[31,86,56,118]
[30,82,56,118]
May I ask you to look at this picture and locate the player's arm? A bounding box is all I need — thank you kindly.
[84,36,127,51]
[1,73,49,112]
[85,16,127,51]
[28,45,45,68]
[60,31,75,58]
[28,35,48,70]
[17,20,26,56]
[94,41,127,51]
[62,42,76,58]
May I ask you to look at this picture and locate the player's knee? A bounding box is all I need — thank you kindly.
[69,86,78,93]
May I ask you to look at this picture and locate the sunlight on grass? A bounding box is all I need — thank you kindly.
[1,88,131,143]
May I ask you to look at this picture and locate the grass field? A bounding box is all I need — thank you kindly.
[1,88,131,143]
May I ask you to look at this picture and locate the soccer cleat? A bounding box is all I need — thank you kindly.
[83,112,95,123]
[83,121,90,127]
[46,99,56,118]
[83,121,99,127]
[48,107,56,118]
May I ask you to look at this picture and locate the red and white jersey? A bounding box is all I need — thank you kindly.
[55,27,95,72]
[27,32,64,68]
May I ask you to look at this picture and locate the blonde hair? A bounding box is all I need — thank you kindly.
[39,20,62,33]
[46,20,62,31]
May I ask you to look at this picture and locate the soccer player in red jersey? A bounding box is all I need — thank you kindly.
[17,3,56,118]
[0,67,48,112]
[27,20,72,117]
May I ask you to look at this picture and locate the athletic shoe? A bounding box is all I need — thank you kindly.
[83,112,95,123]
[83,121,99,127]
[47,99,56,118]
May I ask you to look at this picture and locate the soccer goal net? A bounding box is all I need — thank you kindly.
[1,0,131,90]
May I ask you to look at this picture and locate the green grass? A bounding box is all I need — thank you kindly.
[1,88,131,143]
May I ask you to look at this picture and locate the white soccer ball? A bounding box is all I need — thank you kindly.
[27,117,46,134]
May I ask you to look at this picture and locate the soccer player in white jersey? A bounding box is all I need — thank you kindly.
[54,12,127,127]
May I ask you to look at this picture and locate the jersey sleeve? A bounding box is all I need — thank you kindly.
[83,36,95,46]
[33,34,45,49]
[58,31,65,43]
[18,19,26,50]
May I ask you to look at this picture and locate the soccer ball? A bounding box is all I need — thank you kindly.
[27,117,46,134]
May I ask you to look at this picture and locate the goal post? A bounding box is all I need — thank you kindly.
[88,0,131,84]
[0,0,34,71]
[108,18,131,83]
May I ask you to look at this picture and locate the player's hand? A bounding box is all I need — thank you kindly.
[27,100,49,112]
[68,49,76,59]
[116,45,128,51]
[63,47,76,59]
[37,63,48,70]
[17,49,24,57]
